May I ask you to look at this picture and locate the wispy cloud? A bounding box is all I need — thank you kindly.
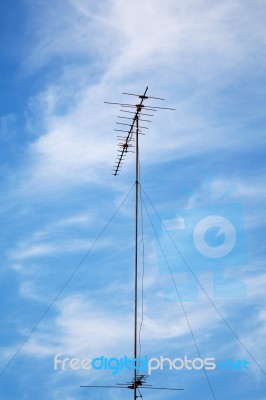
[12,0,265,195]
[1,1,266,398]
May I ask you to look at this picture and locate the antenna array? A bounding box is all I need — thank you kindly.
[105,86,175,175]
[101,87,176,400]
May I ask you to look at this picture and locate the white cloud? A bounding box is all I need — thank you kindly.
[2,3,266,397]
[11,243,58,259]
[9,236,114,260]
[8,210,100,261]
[13,0,265,195]
[55,213,93,228]
[20,285,231,359]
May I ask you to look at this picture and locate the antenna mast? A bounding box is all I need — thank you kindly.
[105,87,175,400]
[134,109,139,400]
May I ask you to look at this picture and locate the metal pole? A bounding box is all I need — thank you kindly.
[134,114,139,400]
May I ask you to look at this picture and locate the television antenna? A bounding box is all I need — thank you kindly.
[105,86,175,176]
[81,87,178,399]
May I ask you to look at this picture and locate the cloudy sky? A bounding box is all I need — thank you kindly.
[0,0,266,399]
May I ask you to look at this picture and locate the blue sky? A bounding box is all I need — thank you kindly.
[0,0,266,399]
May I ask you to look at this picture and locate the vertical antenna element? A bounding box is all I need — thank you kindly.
[105,87,175,400]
